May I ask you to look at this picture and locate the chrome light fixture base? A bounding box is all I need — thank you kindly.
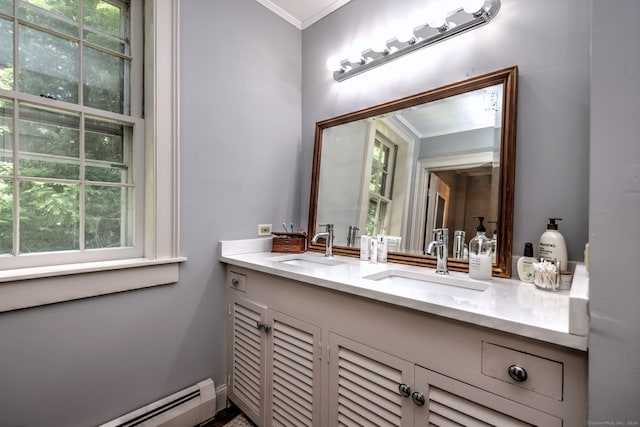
[330,0,501,82]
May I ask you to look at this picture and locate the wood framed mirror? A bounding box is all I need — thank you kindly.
[308,66,518,278]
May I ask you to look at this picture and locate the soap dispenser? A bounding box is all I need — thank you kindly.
[538,218,568,272]
[469,216,493,280]
[517,242,536,283]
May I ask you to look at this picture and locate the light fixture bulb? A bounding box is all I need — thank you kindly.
[347,49,366,64]
[427,11,447,29]
[463,0,486,15]
[396,28,416,44]
[371,37,390,54]
[326,56,343,72]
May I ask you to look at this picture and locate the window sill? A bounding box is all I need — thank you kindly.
[0,257,187,313]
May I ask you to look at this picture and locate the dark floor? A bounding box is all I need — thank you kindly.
[200,403,241,427]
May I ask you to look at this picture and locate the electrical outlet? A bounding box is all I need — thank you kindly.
[257,224,272,236]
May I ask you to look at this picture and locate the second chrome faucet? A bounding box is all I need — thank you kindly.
[426,228,449,275]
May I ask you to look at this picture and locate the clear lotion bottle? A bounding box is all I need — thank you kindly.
[469,216,493,280]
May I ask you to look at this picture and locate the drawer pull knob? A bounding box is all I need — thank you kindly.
[231,278,240,287]
[411,391,425,406]
[398,383,411,397]
[508,364,528,382]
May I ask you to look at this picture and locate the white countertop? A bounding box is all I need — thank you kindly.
[219,238,589,351]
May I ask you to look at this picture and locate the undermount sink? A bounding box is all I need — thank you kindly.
[363,269,490,293]
[269,254,346,268]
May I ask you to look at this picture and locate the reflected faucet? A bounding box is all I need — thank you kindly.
[426,228,449,275]
[346,225,360,247]
[312,224,334,257]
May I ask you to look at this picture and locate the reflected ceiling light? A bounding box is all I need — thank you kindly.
[327,0,501,82]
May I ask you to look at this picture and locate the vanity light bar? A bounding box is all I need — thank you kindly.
[328,0,501,82]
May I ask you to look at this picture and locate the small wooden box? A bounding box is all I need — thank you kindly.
[271,232,307,254]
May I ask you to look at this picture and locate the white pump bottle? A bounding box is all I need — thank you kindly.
[538,218,568,272]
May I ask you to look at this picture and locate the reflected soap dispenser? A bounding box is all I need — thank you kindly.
[488,220,498,263]
[469,216,493,280]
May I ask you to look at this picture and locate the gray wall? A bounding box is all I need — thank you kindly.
[1,0,637,424]
[301,0,590,262]
[589,0,640,421]
[0,1,301,426]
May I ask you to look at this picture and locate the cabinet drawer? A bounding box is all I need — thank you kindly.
[481,341,563,401]
[228,271,247,292]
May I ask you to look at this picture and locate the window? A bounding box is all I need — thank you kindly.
[1,0,143,268]
[366,132,397,236]
[0,0,182,312]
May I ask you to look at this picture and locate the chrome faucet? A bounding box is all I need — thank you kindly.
[312,224,334,257]
[426,228,449,275]
[346,225,360,247]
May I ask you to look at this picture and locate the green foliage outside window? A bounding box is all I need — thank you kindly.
[0,0,134,257]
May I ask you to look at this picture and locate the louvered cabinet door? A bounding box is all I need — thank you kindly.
[266,310,321,427]
[413,366,562,427]
[328,333,415,427]
[228,296,267,426]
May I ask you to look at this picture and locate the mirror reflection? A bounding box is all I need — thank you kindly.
[309,67,518,277]
[318,84,503,259]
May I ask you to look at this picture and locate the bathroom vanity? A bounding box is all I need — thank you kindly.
[221,239,588,427]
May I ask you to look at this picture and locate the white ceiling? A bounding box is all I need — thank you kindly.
[255,0,352,29]
[395,85,504,139]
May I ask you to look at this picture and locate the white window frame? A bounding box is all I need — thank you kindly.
[362,131,397,236]
[0,0,184,312]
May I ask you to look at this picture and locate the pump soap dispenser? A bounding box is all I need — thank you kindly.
[538,218,568,273]
[517,242,537,283]
[469,216,493,280]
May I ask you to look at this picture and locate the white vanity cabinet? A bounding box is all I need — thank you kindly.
[227,271,322,427]
[328,333,562,426]
[225,265,587,426]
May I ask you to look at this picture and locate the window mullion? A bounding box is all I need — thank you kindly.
[79,111,85,251]
[79,2,86,252]
[79,0,84,111]
[12,0,18,93]
[12,96,19,256]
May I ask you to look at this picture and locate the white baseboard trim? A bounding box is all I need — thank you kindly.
[215,383,228,414]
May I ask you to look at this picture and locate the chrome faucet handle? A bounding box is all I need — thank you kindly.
[347,225,360,247]
[432,227,448,241]
[319,223,334,231]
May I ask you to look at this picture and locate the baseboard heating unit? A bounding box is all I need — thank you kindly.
[100,378,217,427]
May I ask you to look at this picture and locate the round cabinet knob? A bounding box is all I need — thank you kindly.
[263,324,272,333]
[508,364,528,382]
[411,391,425,406]
[256,321,264,330]
[398,383,411,397]
[231,278,240,287]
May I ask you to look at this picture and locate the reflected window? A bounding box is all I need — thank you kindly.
[366,132,397,235]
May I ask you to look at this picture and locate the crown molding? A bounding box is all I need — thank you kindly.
[255,0,351,30]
